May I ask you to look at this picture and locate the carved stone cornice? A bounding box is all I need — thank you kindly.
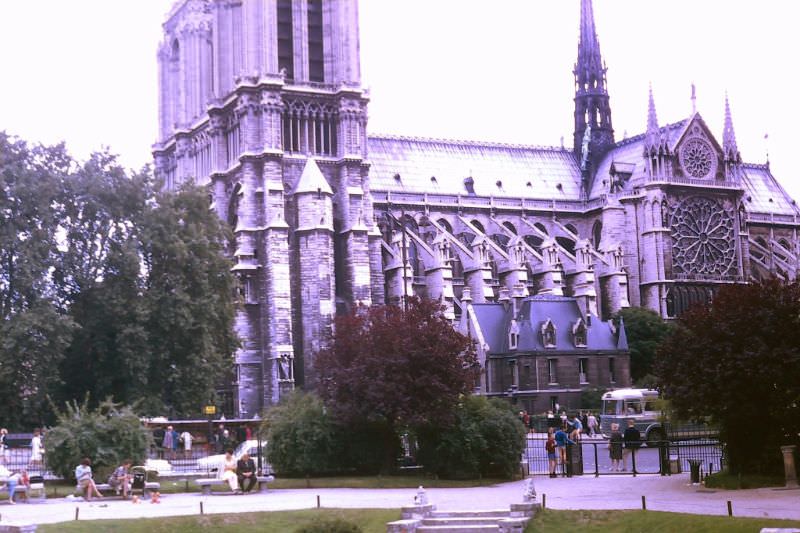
[208,112,228,136]
[235,93,261,118]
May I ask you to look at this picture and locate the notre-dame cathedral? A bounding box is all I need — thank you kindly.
[154,0,799,416]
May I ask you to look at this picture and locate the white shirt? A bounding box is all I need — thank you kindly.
[180,432,193,450]
[31,436,43,458]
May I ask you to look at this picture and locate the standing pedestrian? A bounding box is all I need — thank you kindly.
[587,412,598,437]
[545,433,558,478]
[162,425,178,460]
[180,429,193,459]
[569,414,583,441]
[622,419,641,472]
[152,426,165,459]
[0,429,8,465]
[553,427,575,476]
[608,422,623,471]
[28,429,44,472]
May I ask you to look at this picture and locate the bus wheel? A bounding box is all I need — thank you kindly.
[646,428,664,447]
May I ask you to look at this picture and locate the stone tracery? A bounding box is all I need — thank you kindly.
[679,138,715,179]
[670,196,736,277]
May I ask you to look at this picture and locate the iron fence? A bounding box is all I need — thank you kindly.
[522,434,724,477]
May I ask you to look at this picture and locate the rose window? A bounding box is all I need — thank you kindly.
[670,197,736,277]
[679,138,715,179]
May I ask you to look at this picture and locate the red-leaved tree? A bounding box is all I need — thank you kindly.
[657,278,800,475]
[315,297,478,471]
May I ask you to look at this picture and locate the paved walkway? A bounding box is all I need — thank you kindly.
[1,474,799,527]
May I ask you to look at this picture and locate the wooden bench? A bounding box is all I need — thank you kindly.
[196,475,274,495]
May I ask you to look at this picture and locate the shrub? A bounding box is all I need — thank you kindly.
[264,392,345,477]
[417,395,526,479]
[45,397,151,481]
[295,517,363,533]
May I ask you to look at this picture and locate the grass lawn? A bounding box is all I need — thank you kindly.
[527,509,800,532]
[704,471,785,490]
[36,508,800,533]
[39,509,398,533]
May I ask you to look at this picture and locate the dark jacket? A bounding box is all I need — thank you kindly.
[237,458,256,475]
[623,426,641,449]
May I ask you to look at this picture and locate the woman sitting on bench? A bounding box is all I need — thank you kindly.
[75,458,103,501]
[0,465,29,504]
[221,450,239,493]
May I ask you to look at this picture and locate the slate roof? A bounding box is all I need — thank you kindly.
[589,120,686,198]
[367,135,582,200]
[472,294,625,354]
[741,164,799,216]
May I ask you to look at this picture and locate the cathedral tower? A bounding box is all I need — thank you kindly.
[573,0,614,186]
[153,0,380,415]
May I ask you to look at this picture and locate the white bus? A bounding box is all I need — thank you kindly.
[599,388,665,444]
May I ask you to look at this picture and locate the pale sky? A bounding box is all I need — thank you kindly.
[0,1,796,199]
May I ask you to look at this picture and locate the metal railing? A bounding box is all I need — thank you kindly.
[522,434,724,477]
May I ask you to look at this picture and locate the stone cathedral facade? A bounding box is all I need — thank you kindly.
[154,0,799,416]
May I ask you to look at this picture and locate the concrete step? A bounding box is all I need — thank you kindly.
[417,526,500,533]
[422,517,504,526]
[429,510,509,518]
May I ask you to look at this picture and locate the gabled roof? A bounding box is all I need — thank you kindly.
[367,134,582,200]
[590,120,686,198]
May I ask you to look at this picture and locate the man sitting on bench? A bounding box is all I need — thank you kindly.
[108,459,132,499]
[236,452,257,494]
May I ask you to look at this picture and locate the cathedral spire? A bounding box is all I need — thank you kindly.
[645,83,659,151]
[723,92,739,161]
[573,0,614,172]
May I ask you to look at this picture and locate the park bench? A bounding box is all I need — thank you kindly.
[0,483,30,502]
[0,474,44,503]
[196,474,274,495]
[78,481,161,499]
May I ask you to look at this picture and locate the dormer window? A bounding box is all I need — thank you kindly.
[541,318,557,348]
[464,176,475,195]
[573,318,587,348]
[509,319,520,350]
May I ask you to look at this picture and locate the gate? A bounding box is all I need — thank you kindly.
[522,434,724,477]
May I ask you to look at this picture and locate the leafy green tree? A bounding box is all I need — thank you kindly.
[0,133,74,426]
[417,396,525,479]
[656,279,800,475]
[617,307,674,385]
[140,185,238,417]
[45,397,151,481]
[264,392,345,476]
[1,132,239,423]
[56,152,152,407]
[316,297,478,472]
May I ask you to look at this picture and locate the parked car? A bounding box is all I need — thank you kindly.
[196,439,270,473]
[144,458,173,474]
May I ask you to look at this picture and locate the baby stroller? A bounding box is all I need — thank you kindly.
[130,466,147,498]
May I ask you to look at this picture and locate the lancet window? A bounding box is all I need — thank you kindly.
[282,101,338,156]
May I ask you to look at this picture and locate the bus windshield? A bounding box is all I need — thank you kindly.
[602,399,620,416]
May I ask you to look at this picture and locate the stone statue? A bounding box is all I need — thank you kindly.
[523,476,537,502]
[278,354,292,380]
[581,126,592,171]
[414,486,428,505]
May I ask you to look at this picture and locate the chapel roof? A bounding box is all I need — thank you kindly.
[470,294,626,354]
